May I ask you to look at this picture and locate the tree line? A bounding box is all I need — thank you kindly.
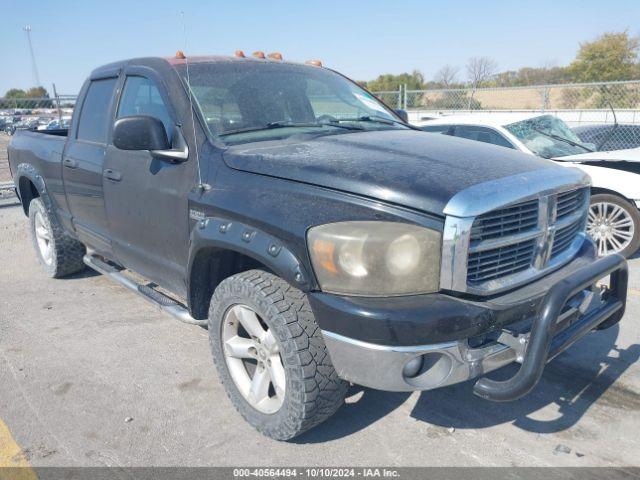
[0,86,53,108]
[361,30,640,92]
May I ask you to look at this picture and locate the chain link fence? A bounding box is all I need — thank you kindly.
[373,80,640,149]
[403,81,639,112]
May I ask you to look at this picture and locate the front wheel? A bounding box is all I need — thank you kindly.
[208,270,348,440]
[587,193,640,258]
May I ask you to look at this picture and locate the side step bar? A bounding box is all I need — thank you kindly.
[83,254,208,327]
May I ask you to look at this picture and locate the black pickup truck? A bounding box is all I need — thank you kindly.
[7,52,629,440]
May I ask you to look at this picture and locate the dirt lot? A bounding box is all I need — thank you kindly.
[0,159,639,467]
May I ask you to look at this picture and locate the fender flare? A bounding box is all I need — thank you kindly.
[187,217,313,316]
[14,163,52,216]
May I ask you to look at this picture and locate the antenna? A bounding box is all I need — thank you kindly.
[180,11,205,190]
[23,25,41,87]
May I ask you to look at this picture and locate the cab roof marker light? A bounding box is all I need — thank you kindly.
[267,52,283,61]
[305,60,323,67]
[234,50,246,58]
[175,50,186,60]
[252,51,266,59]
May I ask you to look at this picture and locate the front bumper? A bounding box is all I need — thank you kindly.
[322,331,517,392]
[318,246,628,399]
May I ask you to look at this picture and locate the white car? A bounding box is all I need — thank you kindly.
[418,113,640,257]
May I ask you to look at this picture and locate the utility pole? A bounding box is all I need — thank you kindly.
[23,25,41,87]
[52,83,63,123]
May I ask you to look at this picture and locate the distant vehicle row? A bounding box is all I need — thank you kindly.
[0,116,71,134]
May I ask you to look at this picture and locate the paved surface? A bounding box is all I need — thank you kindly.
[1,203,639,467]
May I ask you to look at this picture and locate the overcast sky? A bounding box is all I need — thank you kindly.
[2,0,639,96]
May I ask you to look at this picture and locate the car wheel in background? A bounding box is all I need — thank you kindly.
[587,193,640,258]
[208,269,348,440]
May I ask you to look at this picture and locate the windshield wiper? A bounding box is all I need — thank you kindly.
[218,121,363,137]
[532,127,594,153]
[332,115,422,131]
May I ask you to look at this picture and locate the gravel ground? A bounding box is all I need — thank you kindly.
[1,200,640,468]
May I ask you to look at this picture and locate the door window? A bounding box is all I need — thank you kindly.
[77,78,117,143]
[118,76,174,138]
[420,125,453,134]
[453,125,515,149]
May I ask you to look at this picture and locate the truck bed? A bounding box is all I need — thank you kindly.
[7,129,68,194]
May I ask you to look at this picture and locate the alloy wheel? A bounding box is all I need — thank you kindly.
[587,201,635,256]
[221,304,286,414]
[34,211,53,265]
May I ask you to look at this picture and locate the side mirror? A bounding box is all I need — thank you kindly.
[113,115,170,151]
[395,109,409,123]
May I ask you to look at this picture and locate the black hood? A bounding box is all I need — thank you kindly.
[223,129,561,215]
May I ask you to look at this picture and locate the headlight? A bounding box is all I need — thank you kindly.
[307,221,441,296]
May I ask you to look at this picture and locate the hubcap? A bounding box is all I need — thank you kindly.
[34,211,53,265]
[587,201,635,256]
[221,304,286,414]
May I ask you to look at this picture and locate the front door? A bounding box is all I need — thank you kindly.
[102,72,196,296]
[63,76,118,257]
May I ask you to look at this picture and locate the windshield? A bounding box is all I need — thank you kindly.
[176,62,402,145]
[505,115,591,158]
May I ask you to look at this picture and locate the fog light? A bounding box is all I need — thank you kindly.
[402,356,424,378]
[402,352,453,389]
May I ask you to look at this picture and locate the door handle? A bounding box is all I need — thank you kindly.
[63,157,78,169]
[103,168,123,182]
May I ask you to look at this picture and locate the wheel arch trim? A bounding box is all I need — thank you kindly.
[15,163,49,216]
[187,217,313,317]
[590,186,638,206]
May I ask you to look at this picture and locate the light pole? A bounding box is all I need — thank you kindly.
[23,25,41,87]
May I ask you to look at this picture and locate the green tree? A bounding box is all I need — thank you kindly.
[569,31,640,82]
[2,87,52,108]
[26,86,50,98]
[4,88,27,98]
[364,70,426,92]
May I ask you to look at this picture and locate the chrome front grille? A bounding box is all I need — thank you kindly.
[469,199,539,242]
[440,168,591,295]
[551,219,584,258]
[467,238,536,283]
[557,189,584,221]
[465,187,588,288]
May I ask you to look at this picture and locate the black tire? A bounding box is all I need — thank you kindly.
[28,197,86,277]
[588,193,640,258]
[208,269,348,440]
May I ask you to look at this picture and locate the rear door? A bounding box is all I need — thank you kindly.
[103,68,196,296]
[62,75,119,256]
